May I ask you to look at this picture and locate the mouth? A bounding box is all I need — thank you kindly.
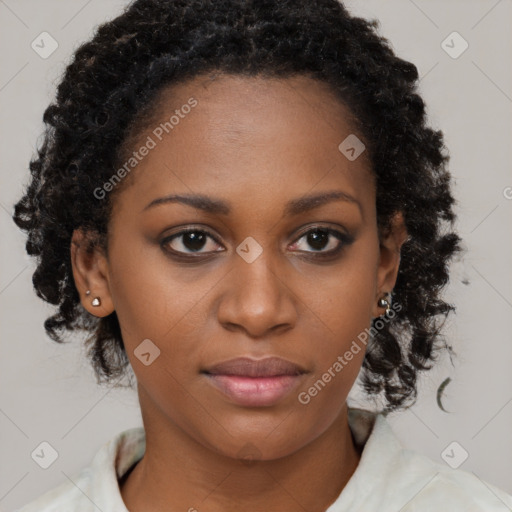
[202,356,308,407]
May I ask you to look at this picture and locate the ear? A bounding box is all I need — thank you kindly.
[70,228,115,317]
[372,212,408,318]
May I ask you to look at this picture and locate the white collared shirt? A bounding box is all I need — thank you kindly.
[15,408,512,511]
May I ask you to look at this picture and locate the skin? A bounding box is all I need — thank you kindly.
[71,73,408,512]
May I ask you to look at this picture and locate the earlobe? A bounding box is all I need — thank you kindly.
[373,212,408,318]
[70,229,115,317]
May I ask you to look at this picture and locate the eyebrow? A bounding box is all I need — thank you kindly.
[142,190,362,216]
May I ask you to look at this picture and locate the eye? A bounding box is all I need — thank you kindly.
[160,225,353,260]
[161,228,223,256]
[289,226,353,256]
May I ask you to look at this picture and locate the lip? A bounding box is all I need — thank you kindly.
[203,356,307,377]
[202,357,308,407]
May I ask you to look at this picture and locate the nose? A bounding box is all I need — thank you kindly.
[216,249,298,338]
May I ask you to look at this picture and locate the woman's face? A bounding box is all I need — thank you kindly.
[73,73,405,460]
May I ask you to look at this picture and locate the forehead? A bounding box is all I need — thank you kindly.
[112,73,374,218]
[151,72,366,154]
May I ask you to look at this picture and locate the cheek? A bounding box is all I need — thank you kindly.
[106,229,203,341]
[294,236,379,409]
[312,235,380,335]
[105,230,216,400]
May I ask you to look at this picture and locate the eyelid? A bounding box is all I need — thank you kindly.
[161,225,223,248]
[292,223,350,240]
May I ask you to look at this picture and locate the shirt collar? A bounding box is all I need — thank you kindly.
[87,408,392,512]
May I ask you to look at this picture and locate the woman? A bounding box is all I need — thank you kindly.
[12,0,512,510]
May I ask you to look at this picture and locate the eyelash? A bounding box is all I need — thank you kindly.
[160,225,354,261]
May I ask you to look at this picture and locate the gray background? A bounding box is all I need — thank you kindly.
[1,0,511,510]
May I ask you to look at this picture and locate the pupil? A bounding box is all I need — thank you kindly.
[184,232,206,251]
[307,229,329,251]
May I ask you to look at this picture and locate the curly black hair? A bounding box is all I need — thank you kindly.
[12,0,462,412]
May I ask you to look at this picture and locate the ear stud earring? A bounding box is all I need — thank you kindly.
[377,293,392,316]
[85,290,101,307]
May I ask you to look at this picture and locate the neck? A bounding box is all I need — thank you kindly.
[120,390,361,512]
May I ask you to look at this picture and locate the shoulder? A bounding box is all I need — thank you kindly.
[391,446,512,511]
[342,408,512,511]
[14,427,145,512]
[13,468,95,512]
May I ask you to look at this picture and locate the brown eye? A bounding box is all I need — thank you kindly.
[290,227,353,255]
[161,228,222,256]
